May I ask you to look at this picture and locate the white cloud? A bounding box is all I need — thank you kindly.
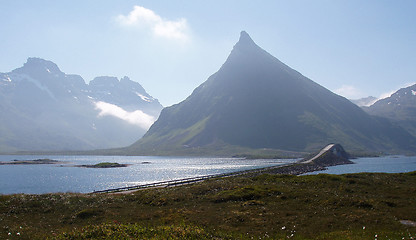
[378,90,395,100]
[333,85,364,99]
[116,5,189,41]
[95,101,155,130]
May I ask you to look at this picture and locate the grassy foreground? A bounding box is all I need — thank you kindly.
[1,171,415,239]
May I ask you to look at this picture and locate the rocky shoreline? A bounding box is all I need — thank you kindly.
[252,161,352,176]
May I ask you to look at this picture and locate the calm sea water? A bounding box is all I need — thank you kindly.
[1,155,415,194]
[307,155,416,175]
[0,155,297,194]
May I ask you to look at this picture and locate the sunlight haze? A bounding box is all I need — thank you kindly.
[1,1,415,106]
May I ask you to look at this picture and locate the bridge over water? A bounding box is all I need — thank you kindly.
[92,144,349,194]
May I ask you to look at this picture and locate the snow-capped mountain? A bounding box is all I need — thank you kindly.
[0,57,163,152]
[365,84,416,120]
[365,84,416,137]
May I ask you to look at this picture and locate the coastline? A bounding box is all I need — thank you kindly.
[94,158,352,194]
[94,144,353,194]
[1,165,414,239]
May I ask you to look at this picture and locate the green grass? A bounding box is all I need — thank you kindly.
[53,223,243,240]
[1,171,415,239]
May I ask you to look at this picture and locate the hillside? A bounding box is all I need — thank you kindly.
[126,31,416,155]
[1,171,415,239]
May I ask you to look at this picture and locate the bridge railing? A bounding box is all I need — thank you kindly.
[92,172,237,194]
[91,162,298,194]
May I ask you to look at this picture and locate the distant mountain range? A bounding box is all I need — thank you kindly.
[126,31,416,155]
[0,58,162,152]
[2,34,415,156]
[350,96,378,107]
[364,84,416,137]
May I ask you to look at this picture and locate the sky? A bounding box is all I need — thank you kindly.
[1,1,415,107]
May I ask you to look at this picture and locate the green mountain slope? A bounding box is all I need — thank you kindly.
[127,31,416,155]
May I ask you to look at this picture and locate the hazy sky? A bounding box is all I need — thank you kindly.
[1,1,415,106]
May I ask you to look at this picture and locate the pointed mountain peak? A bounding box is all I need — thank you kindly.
[239,31,252,41]
[224,31,268,64]
[236,31,257,48]
[222,31,289,74]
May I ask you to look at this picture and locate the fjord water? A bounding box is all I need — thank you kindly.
[308,155,416,175]
[0,155,297,194]
[1,155,415,194]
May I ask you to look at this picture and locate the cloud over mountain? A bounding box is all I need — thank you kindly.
[116,5,189,41]
[0,58,163,152]
[95,101,155,129]
[334,84,364,99]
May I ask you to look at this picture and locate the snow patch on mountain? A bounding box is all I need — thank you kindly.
[2,75,12,82]
[11,73,56,100]
[95,101,156,130]
[136,92,153,102]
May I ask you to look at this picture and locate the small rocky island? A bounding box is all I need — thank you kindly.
[0,158,62,165]
[75,162,129,168]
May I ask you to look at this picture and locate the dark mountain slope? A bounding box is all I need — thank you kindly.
[127,32,415,155]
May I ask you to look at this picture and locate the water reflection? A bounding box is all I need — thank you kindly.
[0,155,296,194]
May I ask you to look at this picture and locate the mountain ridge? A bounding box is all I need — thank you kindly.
[364,83,416,137]
[0,58,163,152]
[126,31,416,155]
[350,96,378,107]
